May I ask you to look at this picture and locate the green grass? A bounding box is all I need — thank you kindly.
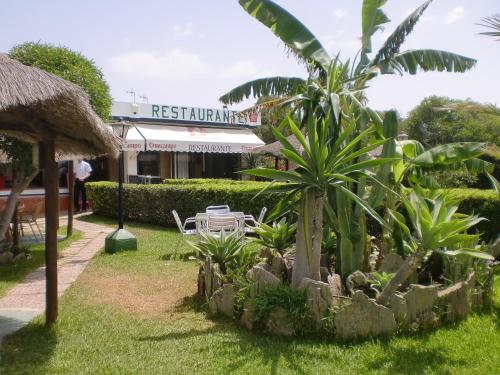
[0,227,82,297]
[1,216,499,374]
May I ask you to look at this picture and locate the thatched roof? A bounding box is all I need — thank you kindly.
[0,54,119,157]
[251,134,302,157]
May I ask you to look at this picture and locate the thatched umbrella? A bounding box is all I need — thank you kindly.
[250,134,302,157]
[250,134,302,170]
[0,53,119,325]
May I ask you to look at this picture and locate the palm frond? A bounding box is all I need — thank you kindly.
[381,49,477,75]
[361,0,390,54]
[239,0,331,70]
[478,13,500,40]
[372,0,433,65]
[219,76,305,105]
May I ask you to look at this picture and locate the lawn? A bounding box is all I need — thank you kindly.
[0,227,82,297]
[1,215,499,374]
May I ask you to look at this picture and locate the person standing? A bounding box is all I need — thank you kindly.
[74,159,92,213]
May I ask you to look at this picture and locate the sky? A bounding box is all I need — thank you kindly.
[1,0,499,116]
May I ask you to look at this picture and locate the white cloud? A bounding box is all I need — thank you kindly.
[445,7,464,25]
[173,22,193,37]
[333,9,349,20]
[108,48,209,79]
[219,60,274,79]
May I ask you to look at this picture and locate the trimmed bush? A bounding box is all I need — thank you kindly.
[444,189,499,241]
[86,181,282,227]
[87,182,499,240]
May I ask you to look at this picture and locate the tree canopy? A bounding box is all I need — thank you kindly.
[9,42,111,120]
[404,96,500,148]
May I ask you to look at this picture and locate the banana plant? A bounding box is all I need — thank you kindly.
[220,0,477,281]
[377,190,493,305]
[368,111,495,256]
[244,114,391,287]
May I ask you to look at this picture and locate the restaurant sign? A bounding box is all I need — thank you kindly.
[112,101,261,127]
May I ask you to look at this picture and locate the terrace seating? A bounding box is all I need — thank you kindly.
[171,210,197,255]
[206,205,230,215]
[206,213,240,234]
[18,201,44,241]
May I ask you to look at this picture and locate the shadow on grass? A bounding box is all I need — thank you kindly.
[0,321,56,374]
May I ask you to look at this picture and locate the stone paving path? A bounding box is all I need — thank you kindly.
[0,216,113,344]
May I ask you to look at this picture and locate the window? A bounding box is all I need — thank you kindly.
[137,152,160,176]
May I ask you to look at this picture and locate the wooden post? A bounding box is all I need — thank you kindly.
[67,160,74,237]
[42,140,59,326]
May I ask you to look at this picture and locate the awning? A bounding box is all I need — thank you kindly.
[123,124,264,153]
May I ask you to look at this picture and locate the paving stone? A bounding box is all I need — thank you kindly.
[0,217,111,343]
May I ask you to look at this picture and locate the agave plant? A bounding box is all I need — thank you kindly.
[189,230,246,274]
[378,190,494,304]
[252,217,296,255]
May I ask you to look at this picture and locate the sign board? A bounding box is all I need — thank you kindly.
[112,101,261,127]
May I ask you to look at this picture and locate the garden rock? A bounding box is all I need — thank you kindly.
[320,267,330,283]
[437,272,475,322]
[199,258,223,299]
[334,291,396,341]
[346,270,369,295]
[266,307,294,336]
[379,253,404,273]
[270,253,286,280]
[390,284,438,326]
[0,251,14,264]
[328,273,344,305]
[284,253,294,282]
[13,252,29,262]
[299,278,333,323]
[390,293,407,323]
[247,265,281,298]
[208,284,235,318]
[240,301,254,330]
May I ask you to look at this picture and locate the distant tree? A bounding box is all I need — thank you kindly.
[9,42,111,119]
[0,43,112,241]
[404,96,500,147]
[253,96,292,144]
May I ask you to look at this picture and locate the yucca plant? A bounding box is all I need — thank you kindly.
[189,230,246,274]
[252,217,296,255]
[245,115,390,287]
[378,191,493,304]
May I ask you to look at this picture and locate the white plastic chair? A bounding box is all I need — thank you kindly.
[206,205,230,215]
[243,207,267,234]
[258,207,267,223]
[207,213,241,235]
[172,210,196,255]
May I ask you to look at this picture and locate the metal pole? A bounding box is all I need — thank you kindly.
[118,150,124,229]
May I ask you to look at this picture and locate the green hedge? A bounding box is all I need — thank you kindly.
[445,189,499,241]
[86,181,282,227]
[87,182,499,240]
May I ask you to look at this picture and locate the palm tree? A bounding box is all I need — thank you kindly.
[479,14,500,41]
[222,0,477,280]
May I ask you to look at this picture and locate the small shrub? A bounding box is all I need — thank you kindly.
[189,230,246,274]
[249,285,313,335]
[251,218,296,255]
